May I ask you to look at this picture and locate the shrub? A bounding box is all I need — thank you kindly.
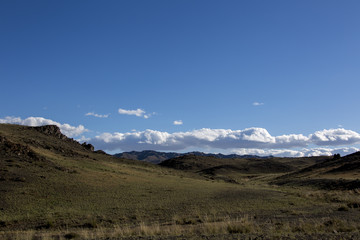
[338,206,349,211]
[64,232,81,239]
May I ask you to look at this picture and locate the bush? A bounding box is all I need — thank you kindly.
[338,206,349,211]
[64,232,81,239]
[227,224,251,233]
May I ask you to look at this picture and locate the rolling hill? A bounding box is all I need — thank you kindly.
[274,152,360,190]
[114,150,271,164]
[159,154,330,184]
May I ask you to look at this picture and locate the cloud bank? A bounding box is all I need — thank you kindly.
[0,116,88,137]
[1,116,359,157]
[118,108,152,119]
[89,127,360,155]
[231,147,360,158]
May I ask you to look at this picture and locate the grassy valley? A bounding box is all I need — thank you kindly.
[0,124,359,239]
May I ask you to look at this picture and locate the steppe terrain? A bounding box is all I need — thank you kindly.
[0,124,359,239]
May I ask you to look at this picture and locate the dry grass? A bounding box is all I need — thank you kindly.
[295,188,360,211]
[1,214,359,239]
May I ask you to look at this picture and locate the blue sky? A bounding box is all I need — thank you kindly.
[1,0,360,156]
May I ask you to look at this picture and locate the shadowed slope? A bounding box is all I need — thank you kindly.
[273,152,360,190]
[115,150,272,164]
[159,154,320,174]
[159,155,301,184]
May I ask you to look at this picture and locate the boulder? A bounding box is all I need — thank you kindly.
[81,142,94,151]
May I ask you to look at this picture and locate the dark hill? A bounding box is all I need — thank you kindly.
[114,150,181,163]
[159,154,328,174]
[273,152,360,190]
[114,150,272,164]
[314,151,360,174]
[159,154,300,183]
[278,151,360,178]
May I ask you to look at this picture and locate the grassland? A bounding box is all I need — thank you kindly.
[0,124,359,239]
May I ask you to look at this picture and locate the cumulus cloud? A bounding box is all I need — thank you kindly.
[253,102,264,106]
[173,120,183,125]
[118,108,152,119]
[0,116,88,137]
[85,112,109,118]
[88,127,360,152]
[310,128,360,146]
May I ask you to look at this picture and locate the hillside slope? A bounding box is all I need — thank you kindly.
[160,155,297,173]
[292,151,360,177]
[274,152,360,190]
[159,154,329,184]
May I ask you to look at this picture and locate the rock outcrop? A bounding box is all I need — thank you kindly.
[94,150,107,155]
[81,142,94,151]
[33,125,67,140]
[0,135,40,160]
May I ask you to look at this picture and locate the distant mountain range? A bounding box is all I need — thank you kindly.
[113,150,273,164]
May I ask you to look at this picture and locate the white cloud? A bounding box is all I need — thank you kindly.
[118,108,152,119]
[0,116,88,137]
[310,128,360,146]
[253,102,264,106]
[118,108,144,117]
[231,147,360,158]
[88,127,360,153]
[231,148,305,157]
[85,112,109,118]
[76,135,91,143]
[173,120,183,125]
